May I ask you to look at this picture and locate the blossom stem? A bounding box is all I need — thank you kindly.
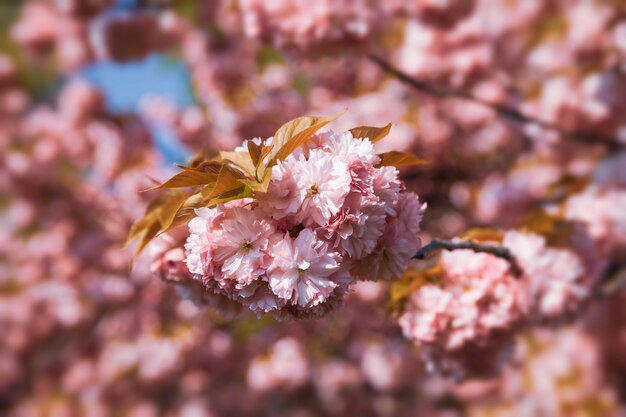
[368,54,622,151]
[413,239,523,276]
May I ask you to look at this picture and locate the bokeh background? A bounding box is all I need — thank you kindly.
[1,0,626,416]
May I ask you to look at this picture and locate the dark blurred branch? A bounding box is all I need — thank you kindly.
[414,239,523,276]
[596,262,626,298]
[369,54,622,151]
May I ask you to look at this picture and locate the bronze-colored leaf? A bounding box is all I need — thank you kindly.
[239,168,272,193]
[461,228,504,243]
[203,164,248,199]
[375,151,428,168]
[205,186,253,207]
[144,169,218,191]
[135,220,162,255]
[124,192,175,247]
[260,144,274,161]
[248,141,262,167]
[160,211,196,235]
[157,193,188,231]
[517,209,576,249]
[349,123,392,144]
[178,160,223,175]
[220,150,256,178]
[388,264,442,313]
[267,113,343,166]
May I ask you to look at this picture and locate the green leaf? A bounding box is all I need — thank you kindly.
[267,113,343,166]
[375,151,428,168]
[349,123,392,144]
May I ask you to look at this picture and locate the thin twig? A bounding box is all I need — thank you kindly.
[414,239,523,276]
[368,54,621,151]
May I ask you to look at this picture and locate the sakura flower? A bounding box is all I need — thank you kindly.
[352,193,425,280]
[237,280,283,315]
[268,229,349,308]
[372,165,403,216]
[319,193,386,259]
[564,186,626,258]
[256,157,301,218]
[503,230,601,322]
[184,207,224,277]
[211,207,278,288]
[292,149,352,227]
[247,337,310,392]
[167,127,423,317]
[399,248,526,379]
[324,130,380,165]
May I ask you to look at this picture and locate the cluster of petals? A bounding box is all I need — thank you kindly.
[399,247,525,379]
[185,130,425,318]
[399,228,605,379]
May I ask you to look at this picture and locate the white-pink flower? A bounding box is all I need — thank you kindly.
[503,230,599,321]
[184,207,224,277]
[211,207,278,288]
[178,127,425,317]
[268,229,348,307]
[352,192,425,280]
[292,149,352,227]
[399,248,525,379]
[324,130,380,165]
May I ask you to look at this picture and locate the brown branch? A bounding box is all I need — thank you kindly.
[368,54,622,151]
[414,239,523,276]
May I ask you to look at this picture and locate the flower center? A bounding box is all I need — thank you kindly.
[241,241,253,252]
[307,184,320,197]
[297,260,311,273]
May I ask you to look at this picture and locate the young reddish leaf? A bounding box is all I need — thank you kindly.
[203,164,249,199]
[267,112,343,166]
[124,214,157,248]
[135,220,162,255]
[182,192,206,209]
[248,140,262,167]
[239,168,272,193]
[205,186,253,207]
[375,151,428,168]
[219,150,257,178]
[157,193,188,231]
[461,228,504,243]
[518,210,576,249]
[143,169,218,191]
[255,144,274,180]
[159,211,196,235]
[124,191,189,253]
[124,192,176,247]
[389,264,442,312]
[178,160,223,175]
[349,123,392,144]
[260,144,274,161]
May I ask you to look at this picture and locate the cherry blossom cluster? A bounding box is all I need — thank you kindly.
[4,0,626,415]
[183,129,425,318]
[398,227,605,379]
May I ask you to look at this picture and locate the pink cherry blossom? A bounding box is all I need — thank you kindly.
[292,149,352,227]
[211,207,277,288]
[268,229,348,308]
